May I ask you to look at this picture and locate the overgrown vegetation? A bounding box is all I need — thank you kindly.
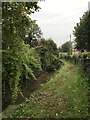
[36,38,62,72]
[8,61,89,118]
[2,2,89,119]
[2,2,62,108]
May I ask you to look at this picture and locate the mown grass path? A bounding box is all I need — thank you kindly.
[6,61,89,118]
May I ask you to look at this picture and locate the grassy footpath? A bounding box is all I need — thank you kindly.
[8,61,89,118]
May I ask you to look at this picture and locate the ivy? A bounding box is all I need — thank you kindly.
[2,40,42,103]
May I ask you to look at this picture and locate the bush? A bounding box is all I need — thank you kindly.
[44,53,62,71]
[29,48,42,76]
[81,53,90,79]
[2,49,23,103]
[2,41,42,104]
[36,46,63,72]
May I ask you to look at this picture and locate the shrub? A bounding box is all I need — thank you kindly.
[29,48,42,76]
[81,53,90,79]
[36,46,63,72]
[44,53,62,71]
[2,41,42,104]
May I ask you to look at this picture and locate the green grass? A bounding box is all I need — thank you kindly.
[9,61,89,118]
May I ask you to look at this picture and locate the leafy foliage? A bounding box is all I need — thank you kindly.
[73,11,90,51]
[25,21,43,47]
[2,40,42,103]
[2,2,62,106]
[2,2,41,104]
[61,41,72,53]
[81,53,90,79]
[2,2,40,49]
[36,38,62,72]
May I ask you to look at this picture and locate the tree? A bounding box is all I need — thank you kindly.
[2,2,40,104]
[2,2,40,50]
[36,38,62,71]
[73,11,90,51]
[45,38,58,55]
[38,38,58,55]
[25,21,43,47]
[61,41,72,53]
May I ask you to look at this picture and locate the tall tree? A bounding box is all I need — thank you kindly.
[73,11,90,51]
[2,2,40,50]
[2,2,40,104]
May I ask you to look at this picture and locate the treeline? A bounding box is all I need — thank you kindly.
[2,2,62,109]
[59,9,90,79]
[59,10,90,53]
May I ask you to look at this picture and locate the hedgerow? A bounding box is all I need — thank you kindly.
[2,41,42,104]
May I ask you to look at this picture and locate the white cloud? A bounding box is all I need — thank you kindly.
[31,0,89,46]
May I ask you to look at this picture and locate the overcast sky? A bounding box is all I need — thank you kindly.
[31,0,89,47]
